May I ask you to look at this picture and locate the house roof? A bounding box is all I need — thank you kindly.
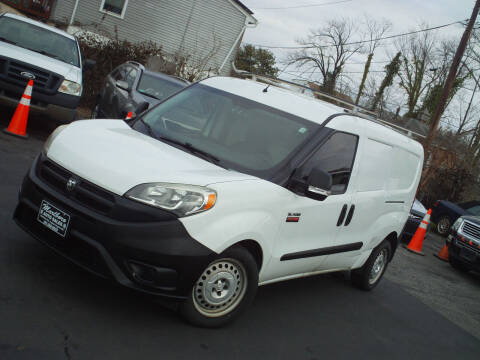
[233,0,254,14]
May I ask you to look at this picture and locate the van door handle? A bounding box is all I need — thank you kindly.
[337,204,348,226]
[344,205,355,226]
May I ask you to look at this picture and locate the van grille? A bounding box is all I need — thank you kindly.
[37,158,115,214]
[462,221,480,240]
[0,56,63,93]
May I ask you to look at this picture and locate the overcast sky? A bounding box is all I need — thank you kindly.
[239,0,477,125]
[240,0,473,75]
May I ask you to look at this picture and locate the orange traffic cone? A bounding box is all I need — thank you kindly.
[3,80,33,139]
[125,111,133,120]
[435,243,449,261]
[404,209,431,256]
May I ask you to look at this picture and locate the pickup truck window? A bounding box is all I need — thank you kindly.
[465,205,480,216]
[0,17,79,67]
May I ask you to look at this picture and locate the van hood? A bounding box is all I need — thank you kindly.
[0,41,81,83]
[46,120,256,195]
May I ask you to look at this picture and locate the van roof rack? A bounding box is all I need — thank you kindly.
[230,63,425,140]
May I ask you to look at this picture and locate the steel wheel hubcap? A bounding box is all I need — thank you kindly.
[369,249,388,285]
[438,218,449,233]
[192,258,247,317]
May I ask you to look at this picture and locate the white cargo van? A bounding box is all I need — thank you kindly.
[14,77,423,327]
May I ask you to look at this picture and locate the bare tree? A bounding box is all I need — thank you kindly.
[454,84,479,136]
[395,25,437,118]
[174,32,222,81]
[290,18,363,94]
[417,39,469,121]
[355,16,391,105]
[370,51,402,111]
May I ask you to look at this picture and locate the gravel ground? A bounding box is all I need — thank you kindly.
[386,233,480,340]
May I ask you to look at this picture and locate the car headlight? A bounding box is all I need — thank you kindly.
[58,80,82,96]
[125,183,217,217]
[452,217,464,232]
[43,125,68,153]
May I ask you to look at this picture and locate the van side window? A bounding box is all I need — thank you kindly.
[304,132,358,194]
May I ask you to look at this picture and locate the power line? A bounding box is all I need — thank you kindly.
[249,19,467,50]
[287,69,387,74]
[253,0,352,10]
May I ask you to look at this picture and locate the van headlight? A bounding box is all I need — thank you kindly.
[452,217,464,232]
[43,125,68,153]
[58,80,82,96]
[125,183,217,217]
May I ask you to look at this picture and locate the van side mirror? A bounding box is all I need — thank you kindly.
[83,58,96,71]
[306,168,332,199]
[288,167,332,201]
[116,80,130,91]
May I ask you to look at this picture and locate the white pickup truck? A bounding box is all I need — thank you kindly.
[0,13,94,122]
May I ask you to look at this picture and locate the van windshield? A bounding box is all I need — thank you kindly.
[0,17,80,67]
[136,83,320,177]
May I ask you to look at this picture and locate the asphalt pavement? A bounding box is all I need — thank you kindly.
[1,116,480,359]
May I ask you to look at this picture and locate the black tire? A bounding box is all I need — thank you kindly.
[179,246,259,328]
[351,241,391,291]
[436,215,451,236]
[449,256,470,273]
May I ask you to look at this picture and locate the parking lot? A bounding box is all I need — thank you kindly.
[0,114,479,359]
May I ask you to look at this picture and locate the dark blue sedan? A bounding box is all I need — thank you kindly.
[431,200,480,236]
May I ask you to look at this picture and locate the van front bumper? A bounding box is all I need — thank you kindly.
[13,154,216,299]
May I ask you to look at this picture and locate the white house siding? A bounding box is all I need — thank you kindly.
[51,0,248,75]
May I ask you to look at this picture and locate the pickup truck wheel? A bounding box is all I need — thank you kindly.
[351,241,391,291]
[436,216,451,236]
[179,247,258,328]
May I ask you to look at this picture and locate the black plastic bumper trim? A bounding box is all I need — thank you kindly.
[13,155,218,299]
[281,242,363,261]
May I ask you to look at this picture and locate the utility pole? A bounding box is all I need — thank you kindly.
[423,0,480,163]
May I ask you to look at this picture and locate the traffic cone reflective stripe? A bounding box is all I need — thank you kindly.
[435,243,449,261]
[3,80,33,139]
[404,209,431,256]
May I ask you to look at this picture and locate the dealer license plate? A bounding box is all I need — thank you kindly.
[37,200,70,237]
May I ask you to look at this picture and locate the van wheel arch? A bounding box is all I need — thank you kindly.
[384,232,398,261]
[228,240,263,271]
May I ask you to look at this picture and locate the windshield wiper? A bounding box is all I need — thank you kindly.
[139,91,162,100]
[158,136,221,165]
[0,36,16,45]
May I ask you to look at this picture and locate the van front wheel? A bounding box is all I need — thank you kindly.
[179,247,258,328]
[351,241,391,291]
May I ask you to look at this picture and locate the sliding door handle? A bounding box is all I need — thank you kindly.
[344,205,355,226]
[337,204,348,226]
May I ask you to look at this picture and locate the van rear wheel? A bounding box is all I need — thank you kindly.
[179,246,258,328]
[351,241,391,291]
